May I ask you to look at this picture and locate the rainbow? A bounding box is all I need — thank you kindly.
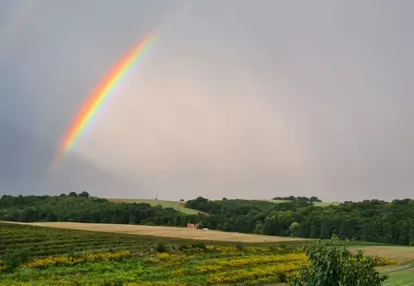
[56,31,157,162]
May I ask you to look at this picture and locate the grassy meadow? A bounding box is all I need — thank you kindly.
[0,222,412,285]
[383,268,414,285]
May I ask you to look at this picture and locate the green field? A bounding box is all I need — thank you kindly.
[384,268,414,285]
[108,198,202,215]
[0,222,410,285]
[0,222,307,285]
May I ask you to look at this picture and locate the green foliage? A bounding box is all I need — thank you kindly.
[112,198,201,215]
[290,222,300,237]
[178,244,189,251]
[278,271,288,283]
[4,194,414,247]
[191,241,206,251]
[290,236,388,286]
[0,222,201,263]
[155,242,167,253]
[2,248,30,269]
[0,195,193,227]
[78,191,90,198]
[235,241,245,251]
[273,196,322,203]
[186,197,414,246]
[0,223,400,286]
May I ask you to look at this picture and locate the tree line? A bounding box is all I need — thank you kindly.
[2,194,414,246]
[0,194,198,226]
[272,195,322,203]
[186,197,414,246]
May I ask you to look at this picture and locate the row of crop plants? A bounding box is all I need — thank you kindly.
[0,223,397,285]
[0,243,397,285]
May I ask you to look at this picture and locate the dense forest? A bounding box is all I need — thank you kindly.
[1,194,414,246]
[186,197,414,246]
[0,193,198,226]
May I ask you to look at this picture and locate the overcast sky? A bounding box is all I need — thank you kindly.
[1,0,414,201]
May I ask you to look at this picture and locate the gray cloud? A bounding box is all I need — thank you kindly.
[1,0,414,201]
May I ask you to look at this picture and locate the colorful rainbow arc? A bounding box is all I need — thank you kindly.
[54,31,157,163]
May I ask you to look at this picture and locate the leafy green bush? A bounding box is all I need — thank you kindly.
[155,242,167,253]
[191,241,206,251]
[178,244,189,252]
[2,248,31,269]
[278,271,287,283]
[290,236,388,286]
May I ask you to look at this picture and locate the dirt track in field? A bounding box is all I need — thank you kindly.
[23,222,307,243]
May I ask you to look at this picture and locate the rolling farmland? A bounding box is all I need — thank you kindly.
[0,222,309,285]
[0,222,411,285]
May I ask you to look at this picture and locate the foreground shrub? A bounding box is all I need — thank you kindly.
[290,235,388,286]
[2,248,30,269]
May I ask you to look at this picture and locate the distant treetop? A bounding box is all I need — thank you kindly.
[272,196,322,203]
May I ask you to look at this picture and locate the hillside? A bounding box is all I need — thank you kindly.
[108,198,201,215]
[3,194,414,248]
[184,196,414,246]
[2,194,414,284]
[0,195,194,225]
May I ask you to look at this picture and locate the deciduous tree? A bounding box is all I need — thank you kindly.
[290,236,388,286]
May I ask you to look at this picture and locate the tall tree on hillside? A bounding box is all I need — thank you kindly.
[289,222,300,237]
[78,191,90,198]
[310,196,321,202]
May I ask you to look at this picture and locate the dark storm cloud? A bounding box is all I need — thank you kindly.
[1,0,414,201]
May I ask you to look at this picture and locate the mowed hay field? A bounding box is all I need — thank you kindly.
[360,246,414,265]
[24,222,307,243]
[108,198,201,215]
